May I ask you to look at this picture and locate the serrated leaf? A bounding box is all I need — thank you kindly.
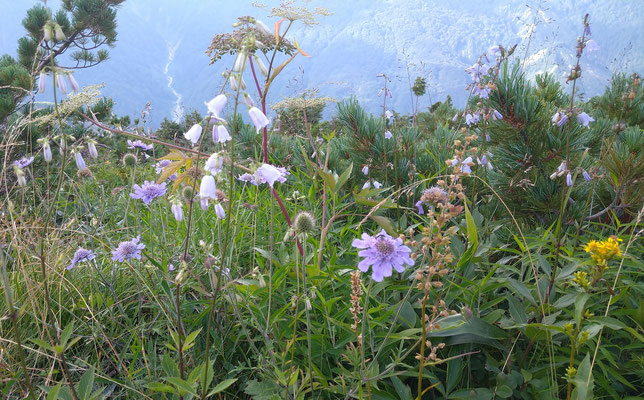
[161,353,179,377]
[157,160,185,184]
[146,382,177,394]
[30,338,54,352]
[47,382,63,400]
[78,367,94,400]
[182,328,202,352]
[60,322,74,348]
[166,377,197,396]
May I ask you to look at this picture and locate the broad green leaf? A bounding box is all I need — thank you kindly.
[77,367,94,400]
[574,292,590,326]
[571,354,594,400]
[47,383,63,400]
[207,378,237,396]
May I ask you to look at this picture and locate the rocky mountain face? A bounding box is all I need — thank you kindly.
[2,0,643,126]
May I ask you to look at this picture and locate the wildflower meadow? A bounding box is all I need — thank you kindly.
[1,1,643,399]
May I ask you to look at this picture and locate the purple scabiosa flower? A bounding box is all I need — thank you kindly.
[171,202,183,221]
[248,107,270,133]
[200,175,217,199]
[66,73,80,92]
[127,139,153,151]
[585,39,599,53]
[415,200,424,215]
[362,165,369,175]
[205,94,227,118]
[256,164,287,187]
[384,130,393,139]
[111,236,145,263]
[67,248,96,270]
[184,124,202,145]
[214,203,226,219]
[74,151,86,170]
[351,229,414,282]
[566,172,573,187]
[55,73,68,94]
[38,71,46,94]
[205,152,224,175]
[465,63,486,82]
[212,124,232,143]
[582,170,592,182]
[130,181,167,204]
[576,112,594,127]
[238,173,259,186]
[155,159,172,174]
[14,156,34,168]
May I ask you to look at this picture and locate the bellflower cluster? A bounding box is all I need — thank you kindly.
[212,124,232,143]
[362,180,383,190]
[238,164,288,187]
[130,181,167,204]
[352,229,414,282]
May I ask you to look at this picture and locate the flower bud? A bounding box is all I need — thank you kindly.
[253,55,268,76]
[54,23,65,41]
[43,22,53,41]
[255,19,273,36]
[38,71,46,94]
[87,141,98,158]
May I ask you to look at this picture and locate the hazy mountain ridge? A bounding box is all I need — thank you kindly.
[1,0,642,127]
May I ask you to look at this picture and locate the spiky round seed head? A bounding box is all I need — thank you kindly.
[122,153,137,167]
[293,211,316,235]
[182,185,195,202]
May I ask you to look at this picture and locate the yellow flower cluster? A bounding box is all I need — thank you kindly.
[583,237,623,265]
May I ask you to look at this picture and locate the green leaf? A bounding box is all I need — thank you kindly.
[507,294,527,324]
[77,367,94,400]
[145,382,177,394]
[47,382,63,400]
[318,169,336,192]
[335,162,353,192]
[390,376,412,400]
[60,322,74,349]
[571,354,594,400]
[574,292,590,326]
[507,278,536,305]
[207,378,237,396]
[166,377,197,396]
[161,353,179,377]
[30,338,54,353]
[495,385,513,398]
[182,328,202,352]
[370,215,395,236]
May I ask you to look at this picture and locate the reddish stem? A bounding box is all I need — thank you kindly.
[248,55,304,256]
